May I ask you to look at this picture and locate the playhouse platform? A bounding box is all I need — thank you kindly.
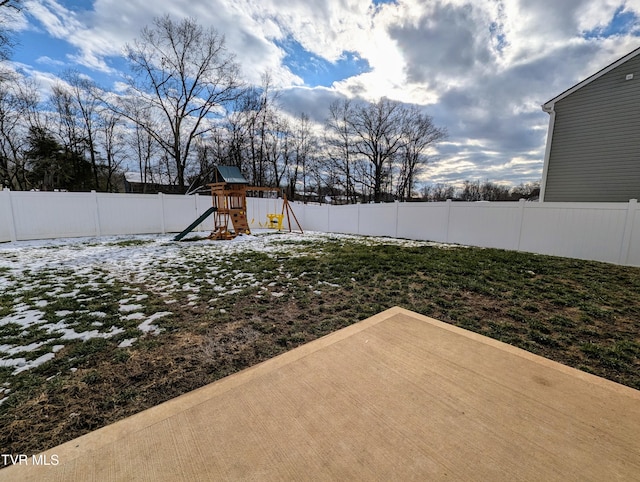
[2,307,639,481]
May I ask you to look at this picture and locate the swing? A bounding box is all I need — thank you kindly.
[267,193,284,230]
[267,213,285,230]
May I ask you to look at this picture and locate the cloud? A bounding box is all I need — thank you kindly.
[34,56,66,67]
[23,0,81,38]
[22,0,296,84]
[373,1,640,185]
[277,85,347,123]
[12,0,640,187]
[387,2,497,87]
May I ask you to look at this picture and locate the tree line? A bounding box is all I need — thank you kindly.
[0,13,449,202]
[421,180,540,202]
[0,12,536,203]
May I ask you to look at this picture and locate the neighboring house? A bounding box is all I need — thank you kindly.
[122,172,183,194]
[541,47,640,202]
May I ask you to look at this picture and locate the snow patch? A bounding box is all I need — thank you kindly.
[59,290,80,298]
[0,308,46,329]
[11,352,56,375]
[119,303,143,313]
[123,312,145,320]
[118,338,137,348]
[138,311,171,335]
[0,341,46,355]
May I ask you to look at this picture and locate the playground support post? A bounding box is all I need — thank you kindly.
[281,193,303,234]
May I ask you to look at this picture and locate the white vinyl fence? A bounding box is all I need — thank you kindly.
[2,189,639,267]
[293,198,640,267]
[0,189,277,242]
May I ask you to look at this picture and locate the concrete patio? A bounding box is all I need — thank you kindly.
[2,306,639,481]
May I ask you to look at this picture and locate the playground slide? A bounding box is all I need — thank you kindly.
[173,207,217,241]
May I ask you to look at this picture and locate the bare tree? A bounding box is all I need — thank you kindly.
[49,84,94,190]
[206,125,236,169]
[225,113,248,170]
[349,98,407,202]
[60,71,103,189]
[325,97,446,203]
[98,110,126,191]
[125,100,162,192]
[185,135,227,194]
[288,112,315,201]
[396,106,447,201]
[460,180,511,201]
[421,183,455,201]
[325,99,359,203]
[337,98,414,202]
[0,0,20,66]
[480,181,511,201]
[242,73,281,186]
[118,15,242,191]
[221,95,253,170]
[460,180,482,201]
[511,181,540,200]
[49,85,81,155]
[264,113,291,187]
[0,72,39,189]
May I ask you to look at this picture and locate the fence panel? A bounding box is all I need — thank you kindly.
[626,206,640,266]
[397,202,450,242]
[448,202,523,250]
[161,194,199,233]
[10,191,97,240]
[356,204,397,237]
[300,204,330,233]
[518,203,629,264]
[326,204,360,234]
[97,193,165,235]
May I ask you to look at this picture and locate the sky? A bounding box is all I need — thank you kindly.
[5,0,640,187]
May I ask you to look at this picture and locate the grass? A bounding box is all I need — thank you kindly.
[1,233,639,456]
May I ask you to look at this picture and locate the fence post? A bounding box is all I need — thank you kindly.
[516,198,527,252]
[158,192,166,234]
[327,203,331,233]
[2,188,17,242]
[194,193,200,231]
[619,199,637,265]
[394,201,400,239]
[92,190,102,237]
[445,199,452,243]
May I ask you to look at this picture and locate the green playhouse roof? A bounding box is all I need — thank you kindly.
[214,165,248,184]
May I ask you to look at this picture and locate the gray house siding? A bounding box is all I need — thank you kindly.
[544,53,640,202]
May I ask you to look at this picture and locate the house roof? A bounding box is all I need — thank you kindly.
[123,171,174,186]
[542,45,640,112]
[214,165,248,184]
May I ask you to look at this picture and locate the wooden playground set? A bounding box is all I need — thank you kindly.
[174,166,302,241]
